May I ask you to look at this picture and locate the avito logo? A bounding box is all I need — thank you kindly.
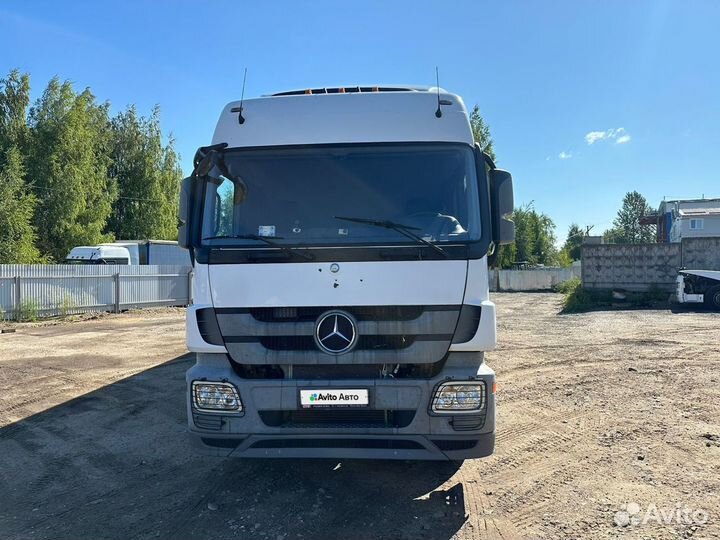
[302,389,367,407]
[310,392,359,402]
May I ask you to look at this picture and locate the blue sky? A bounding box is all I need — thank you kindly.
[2,0,719,243]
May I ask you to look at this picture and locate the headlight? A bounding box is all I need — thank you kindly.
[431,382,485,413]
[192,381,242,413]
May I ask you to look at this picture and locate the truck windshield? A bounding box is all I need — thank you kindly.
[200,143,481,247]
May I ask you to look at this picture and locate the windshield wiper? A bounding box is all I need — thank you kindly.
[202,234,315,261]
[334,216,449,258]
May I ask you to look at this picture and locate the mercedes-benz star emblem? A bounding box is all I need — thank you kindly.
[314,311,358,354]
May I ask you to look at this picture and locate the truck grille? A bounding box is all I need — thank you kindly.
[248,305,426,322]
[258,409,416,428]
[258,335,416,351]
[213,305,463,366]
[249,439,423,450]
[233,360,446,379]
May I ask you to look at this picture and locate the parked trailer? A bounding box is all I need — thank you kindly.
[105,241,191,266]
[676,270,720,309]
[178,85,515,461]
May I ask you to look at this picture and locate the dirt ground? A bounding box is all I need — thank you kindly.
[0,295,718,540]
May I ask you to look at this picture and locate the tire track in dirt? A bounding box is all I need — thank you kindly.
[458,467,521,540]
[2,297,720,540]
[466,400,621,538]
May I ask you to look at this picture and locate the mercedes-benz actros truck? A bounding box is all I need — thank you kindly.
[178,85,514,460]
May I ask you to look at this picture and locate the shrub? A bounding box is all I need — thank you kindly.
[639,284,668,305]
[59,294,76,317]
[17,299,39,322]
[554,277,581,294]
[560,281,668,313]
[561,280,591,312]
[560,279,613,313]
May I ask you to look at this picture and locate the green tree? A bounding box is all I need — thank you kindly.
[555,248,573,268]
[527,209,557,264]
[603,191,654,244]
[496,242,516,269]
[0,70,41,263]
[513,205,556,264]
[106,105,182,240]
[157,136,182,239]
[0,69,31,153]
[469,105,495,161]
[27,78,116,261]
[562,223,586,261]
[0,148,42,263]
[494,203,559,268]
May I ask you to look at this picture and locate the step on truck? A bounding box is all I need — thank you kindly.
[178,85,515,460]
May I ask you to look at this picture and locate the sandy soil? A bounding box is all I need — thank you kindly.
[0,295,718,540]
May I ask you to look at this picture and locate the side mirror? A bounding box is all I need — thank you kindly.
[489,169,515,245]
[178,176,193,249]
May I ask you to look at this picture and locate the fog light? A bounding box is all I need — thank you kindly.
[192,381,242,413]
[431,382,485,413]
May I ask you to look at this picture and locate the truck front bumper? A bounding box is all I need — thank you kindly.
[186,353,496,461]
[192,431,495,461]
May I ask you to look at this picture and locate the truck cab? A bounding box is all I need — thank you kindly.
[179,86,514,460]
[64,245,131,265]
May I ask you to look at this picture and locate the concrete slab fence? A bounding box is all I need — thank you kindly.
[582,237,720,292]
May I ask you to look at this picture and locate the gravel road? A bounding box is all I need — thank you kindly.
[1,296,718,540]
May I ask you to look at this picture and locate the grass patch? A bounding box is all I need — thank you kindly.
[16,300,40,322]
[59,294,76,317]
[560,279,670,313]
[553,277,581,294]
[638,284,668,305]
[561,280,612,313]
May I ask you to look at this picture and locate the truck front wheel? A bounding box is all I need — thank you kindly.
[704,285,720,311]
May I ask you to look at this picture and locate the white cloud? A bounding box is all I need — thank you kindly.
[585,131,608,144]
[616,134,631,144]
[558,151,572,160]
[585,127,630,145]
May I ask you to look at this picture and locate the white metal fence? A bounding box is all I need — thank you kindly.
[0,265,192,321]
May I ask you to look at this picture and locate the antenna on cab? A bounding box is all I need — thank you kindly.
[434,67,442,118]
[231,68,248,124]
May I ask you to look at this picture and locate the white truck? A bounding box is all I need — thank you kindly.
[64,245,131,265]
[676,270,720,309]
[178,85,514,460]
